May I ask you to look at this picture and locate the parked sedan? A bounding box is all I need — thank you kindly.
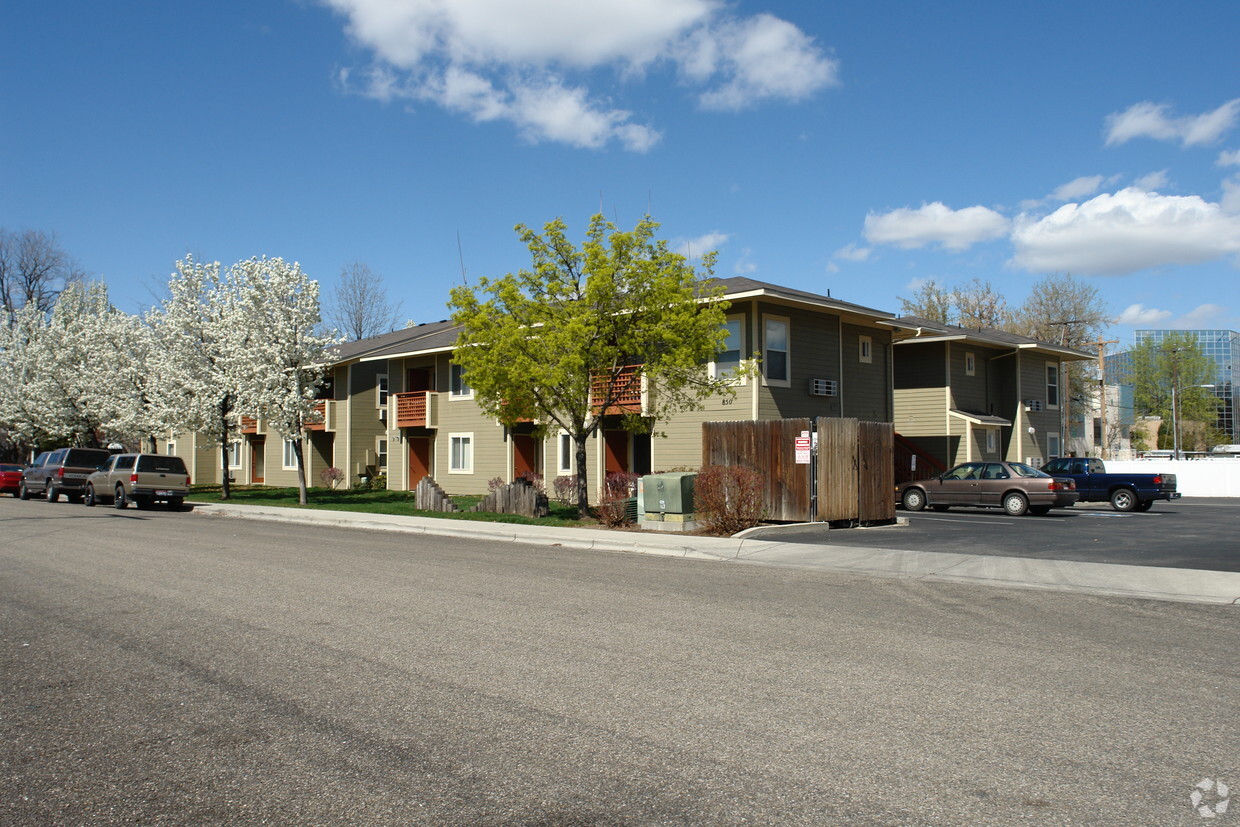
[0,463,25,496]
[898,460,1078,516]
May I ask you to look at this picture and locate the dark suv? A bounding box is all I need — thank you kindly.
[21,447,113,502]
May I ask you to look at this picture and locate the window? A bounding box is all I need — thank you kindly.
[449,433,473,473]
[377,374,389,408]
[965,352,976,376]
[376,438,388,471]
[558,432,573,474]
[166,440,177,457]
[225,441,242,468]
[986,429,997,453]
[1046,364,1059,408]
[711,316,744,379]
[116,455,136,471]
[763,316,790,386]
[1047,433,1061,459]
[859,335,872,364]
[283,439,299,469]
[449,363,472,398]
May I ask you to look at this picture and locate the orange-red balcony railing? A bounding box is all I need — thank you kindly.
[304,400,329,431]
[591,365,644,415]
[239,416,259,434]
[394,391,437,428]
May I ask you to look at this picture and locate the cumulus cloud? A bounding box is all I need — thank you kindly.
[1177,303,1230,327]
[1105,98,1240,147]
[1116,304,1173,325]
[323,0,837,150]
[674,231,729,260]
[832,243,871,262]
[1218,149,1240,167]
[863,202,1009,252]
[1051,175,1105,202]
[1133,170,1170,191]
[1009,187,1240,275]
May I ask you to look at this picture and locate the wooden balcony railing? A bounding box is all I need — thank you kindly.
[239,416,259,434]
[304,400,329,431]
[394,391,437,428]
[591,365,644,415]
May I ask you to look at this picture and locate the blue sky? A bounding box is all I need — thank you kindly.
[3,1,1238,347]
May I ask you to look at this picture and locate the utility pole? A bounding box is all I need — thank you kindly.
[1086,337,1119,458]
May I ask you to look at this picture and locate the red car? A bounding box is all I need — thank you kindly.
[0,463,26,496]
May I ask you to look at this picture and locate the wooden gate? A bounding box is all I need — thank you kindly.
[704,417,894,525]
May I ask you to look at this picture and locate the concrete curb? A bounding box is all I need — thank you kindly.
[189,503,1240,606]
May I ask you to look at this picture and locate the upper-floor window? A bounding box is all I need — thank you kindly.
[1046,364,1059,408]
[711,316,744,379]
[449,363,472,398]
[965,352,976,376]
[377,374,389,409]
[859,335,873,364]
[763,316,790,386]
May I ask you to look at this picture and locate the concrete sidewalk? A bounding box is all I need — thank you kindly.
[190,502,1240,606]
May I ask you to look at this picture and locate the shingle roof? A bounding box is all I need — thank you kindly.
[705,276,895,319]
[893,316,1094,359]
[327,319,459,364]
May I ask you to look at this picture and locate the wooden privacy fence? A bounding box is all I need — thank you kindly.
[702,417,895,525]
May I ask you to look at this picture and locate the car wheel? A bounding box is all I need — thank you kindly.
[113,485,127,509]
[930,504,949,512]
[1134,499,1153,512]
[83,485,96,507]
[19,481,30,501]
[1029,505,1051,516]
[1002,491,1029,516]
[46,482,59,503]
[1110,488,1137,512]
[901,488,927,511]
[167,497,184,512]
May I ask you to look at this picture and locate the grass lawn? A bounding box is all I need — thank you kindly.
[188,485,596,528]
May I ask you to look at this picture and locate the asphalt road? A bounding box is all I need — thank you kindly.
[2,498,1238,825]
[774,497,1240,572]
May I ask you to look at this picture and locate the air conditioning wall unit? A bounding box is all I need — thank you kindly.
[379,407,388,422]
[810,378,838,397]
[1024,399,1043,412]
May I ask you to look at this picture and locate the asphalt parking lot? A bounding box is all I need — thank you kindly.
[772,497,1240,572]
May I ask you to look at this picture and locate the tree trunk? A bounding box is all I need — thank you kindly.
[293,436,308,505]
[218,396,232,500]
[574,435,589,520]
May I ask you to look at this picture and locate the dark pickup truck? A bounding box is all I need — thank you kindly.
[1039,457,1179,512]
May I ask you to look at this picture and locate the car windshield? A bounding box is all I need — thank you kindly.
[1009,462,1050,478]
[136,455,188,474]
[65,449,112,467]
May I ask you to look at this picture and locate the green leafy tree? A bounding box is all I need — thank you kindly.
[1127,333,1221,451]
[952,278,1010,329]
[898,279,952,323]
[449,214,739,518]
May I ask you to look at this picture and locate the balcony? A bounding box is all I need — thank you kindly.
[239,416,259,434]
[591,364,644,416]
[394,391,438,428]
[304,400,331,432]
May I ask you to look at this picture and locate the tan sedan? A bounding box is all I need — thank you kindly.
[898,460,1078,517]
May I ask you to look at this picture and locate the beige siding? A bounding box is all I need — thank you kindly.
[1013,354,1064,464]
[348,361,388,484]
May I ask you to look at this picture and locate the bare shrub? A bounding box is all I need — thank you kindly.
[597,471,639,527]
[319,467,345,489]
[552,475,577,504]
[695,465,766,535]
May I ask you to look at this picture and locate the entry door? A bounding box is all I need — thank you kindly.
[408,437,431,487]
[251,438,265,484]
[512,434,539,478]
[604,430,629,475]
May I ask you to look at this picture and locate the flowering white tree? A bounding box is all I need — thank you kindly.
[0,300,55,451]
[231,257,339,505]
[149,256,248,499]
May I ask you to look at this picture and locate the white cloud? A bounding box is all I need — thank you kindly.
[1223,175,1240,214]
[1177,303,1230,327]
[1133,170,1170,191]
[1218,149,1240,167]
[1105,98,1240,147]
[863,202,1009,252]
[1116,304,1173,325]
[674,231,729,259]
[323,0,836,150]
[832,242,871,262]
[733,248,757,274]
[1009,187,1240,275]
[1051,175,1105,202]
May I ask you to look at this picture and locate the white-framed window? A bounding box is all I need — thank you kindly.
[376,437,388,472]
[377,374,389,408]
[1046,363,1059,408]
[1047,433,1061,459]
[986,428,996,453]
[225,441,242,468]
[762,315,790,386]
[166,440,177,457]
[557,431,573,474]
[449,363,473,399]
[449,433,473,474]
[710,315,745,380]
[965,352,976,376]
[283,439,299,470]
[859,335,873,364]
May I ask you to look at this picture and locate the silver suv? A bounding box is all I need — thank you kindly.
[84,453,190,510]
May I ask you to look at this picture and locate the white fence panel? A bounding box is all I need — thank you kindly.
[1102,459,1240,498]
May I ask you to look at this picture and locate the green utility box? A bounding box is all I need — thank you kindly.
[641,472,698,532]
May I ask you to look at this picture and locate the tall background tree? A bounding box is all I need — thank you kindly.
[449,214,740,518]
[897,279,952,323]
[1126,332,1221,452]
[0,228,83,319]
[324,261,402,341]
